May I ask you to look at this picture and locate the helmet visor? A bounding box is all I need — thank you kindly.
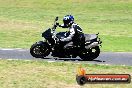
[63,20,70,25]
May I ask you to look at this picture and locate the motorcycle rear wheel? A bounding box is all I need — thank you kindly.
[30,43,50,58]
[79,46,100,61]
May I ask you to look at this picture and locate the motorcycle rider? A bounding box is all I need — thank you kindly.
[57,15,85,49]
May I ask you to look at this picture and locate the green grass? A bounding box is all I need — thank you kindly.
[0,59,132,88]
[0,0,132,51]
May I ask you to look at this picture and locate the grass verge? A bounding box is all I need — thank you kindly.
[0,59,132,88]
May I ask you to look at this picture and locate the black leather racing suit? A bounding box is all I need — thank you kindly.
[60,23,85,48]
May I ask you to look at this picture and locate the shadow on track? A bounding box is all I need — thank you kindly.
[42,57,105,62]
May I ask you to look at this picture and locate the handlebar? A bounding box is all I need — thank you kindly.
[51,17,59,41]
[52,17,59,31]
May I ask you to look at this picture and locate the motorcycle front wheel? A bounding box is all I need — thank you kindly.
[79,46,100,61]
[30,42,50,58]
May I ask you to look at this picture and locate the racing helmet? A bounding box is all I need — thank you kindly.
[63,15,74,26]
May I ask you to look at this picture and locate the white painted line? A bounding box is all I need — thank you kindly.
[6,59,33,61]
[7,59,19,60]
[17,50,28,51]
[48,61,56,63]
[0,48,28,51]
[0,48,14,51]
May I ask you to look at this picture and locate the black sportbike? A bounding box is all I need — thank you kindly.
[30,17,102,61]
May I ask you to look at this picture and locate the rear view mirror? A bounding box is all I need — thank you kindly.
[55,17,58,21]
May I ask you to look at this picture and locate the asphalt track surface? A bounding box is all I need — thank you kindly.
[0,48,132,66]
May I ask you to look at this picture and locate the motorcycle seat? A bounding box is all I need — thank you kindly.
[84,34,97,41]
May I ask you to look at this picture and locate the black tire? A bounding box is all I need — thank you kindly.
[79,46,100,61]
[76,75,87,85]
[30,42,50,58]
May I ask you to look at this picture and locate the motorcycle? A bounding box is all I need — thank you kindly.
[30,17,102,61]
